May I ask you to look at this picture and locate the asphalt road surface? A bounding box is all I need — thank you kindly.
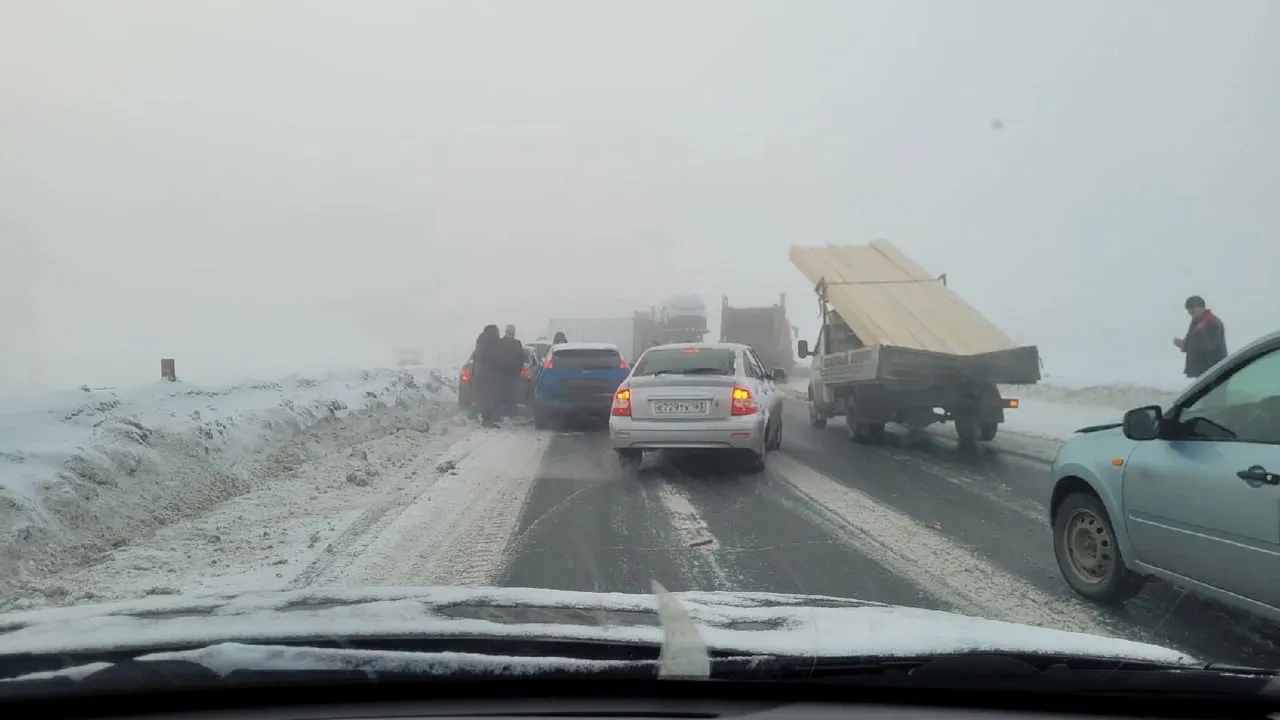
[498,402,1280,668]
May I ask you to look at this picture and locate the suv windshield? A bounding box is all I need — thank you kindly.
[633,347,736,376]
[549,348,622,370]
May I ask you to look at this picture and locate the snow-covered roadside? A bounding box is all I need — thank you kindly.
[20,418,549,610]
[1001,382,1179,413]
[0,368,455,608]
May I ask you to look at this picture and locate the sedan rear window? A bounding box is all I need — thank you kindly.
[633,348,736,376]
[550,348,623,370]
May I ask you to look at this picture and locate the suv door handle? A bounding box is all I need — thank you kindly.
[1237,466,1280,485]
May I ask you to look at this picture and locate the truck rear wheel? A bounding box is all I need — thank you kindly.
[842,396,884,444]
[978,421,999,442]
[807,387,827,428]
[852,422,885,444]
[954,413,978,446]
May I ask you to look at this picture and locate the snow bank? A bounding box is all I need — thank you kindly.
[1000,382,1180,412]
[999,401,1124,442]
[0,368,455,603]
[789,373,1179,412]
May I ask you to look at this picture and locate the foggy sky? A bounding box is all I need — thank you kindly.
[2,0,1276,390]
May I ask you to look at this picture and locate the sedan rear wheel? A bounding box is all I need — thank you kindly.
[617,450,642,475]
[765,416,783,451]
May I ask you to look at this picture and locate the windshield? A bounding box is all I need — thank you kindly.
[633,348,737,376]
[2,0,1275,700]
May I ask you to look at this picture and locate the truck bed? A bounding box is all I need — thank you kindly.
[790,240,1019,355]
[819,344,1042,387]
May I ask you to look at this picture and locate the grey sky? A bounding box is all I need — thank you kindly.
[2,0,1275,389]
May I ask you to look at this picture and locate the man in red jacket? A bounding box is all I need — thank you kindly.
[1173,295,1228,378]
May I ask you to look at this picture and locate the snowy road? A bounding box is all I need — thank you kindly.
[16,395,1280,669]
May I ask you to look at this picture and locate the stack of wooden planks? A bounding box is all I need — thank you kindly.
[789,240,1017,356]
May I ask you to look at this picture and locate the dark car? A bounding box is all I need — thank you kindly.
[458,347,541,414]
[457,356,476,413]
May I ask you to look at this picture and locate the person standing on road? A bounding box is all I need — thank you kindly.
[499,324,526,418]
[1173,295,1228,379]
[552,331,568,345]
[472,324,503,427]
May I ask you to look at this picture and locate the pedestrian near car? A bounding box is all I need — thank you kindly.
[499,324,526,418]
[1173,295,1227,378]
[472,324,504,427]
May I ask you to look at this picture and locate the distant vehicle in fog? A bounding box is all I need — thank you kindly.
[720,294,795,374]
[548,296,710,361]
[392,348,424,367]
[656,294,708,334]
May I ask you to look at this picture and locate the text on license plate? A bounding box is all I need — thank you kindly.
[652,400,709,415]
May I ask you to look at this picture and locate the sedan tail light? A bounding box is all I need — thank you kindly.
[520,367,530,378]
[611,388,632,417]
[730,386,758,416]
[460,365,472,382]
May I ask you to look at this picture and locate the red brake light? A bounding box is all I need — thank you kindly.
[611,388,632,417]
[730,386,758,416]
[681,347,701,354]
[619,357,628,369]
[460,365,472,382]
[521,367,530,378]
[543,358,553,369]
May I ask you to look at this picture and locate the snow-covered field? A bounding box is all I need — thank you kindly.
[0,368,459,609]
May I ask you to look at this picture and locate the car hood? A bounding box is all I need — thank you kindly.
[0,585,1194,667]
[1055,423,1137,467]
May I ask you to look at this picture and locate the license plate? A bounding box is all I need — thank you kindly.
[652,400,709,415]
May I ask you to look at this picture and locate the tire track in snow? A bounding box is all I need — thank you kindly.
[766,453,1139,640]
[337,427,549,587]
[648,481,733,591]
[287,427,505,589]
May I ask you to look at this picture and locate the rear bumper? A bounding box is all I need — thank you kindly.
[608,415,766,451]
[535,394,615,416]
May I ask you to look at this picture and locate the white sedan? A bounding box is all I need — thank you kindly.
[607,342,786,473]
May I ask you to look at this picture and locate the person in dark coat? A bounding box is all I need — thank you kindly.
[552,331,568,344]
[472,324,504,427]
[1174,295,1228,379]
[498,324,526,417]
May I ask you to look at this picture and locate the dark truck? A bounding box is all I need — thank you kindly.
[719,294,796,376]
[792,241,1040,446]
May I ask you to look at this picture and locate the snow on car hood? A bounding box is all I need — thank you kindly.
[0,585,1195,666]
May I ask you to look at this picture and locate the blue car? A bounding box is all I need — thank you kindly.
[533,342,630,429]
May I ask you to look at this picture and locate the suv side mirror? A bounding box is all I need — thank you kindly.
[1122,405,1163,441]
[797,340,809,359]
[768,368,787,382]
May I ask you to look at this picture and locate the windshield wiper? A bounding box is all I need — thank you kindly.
[724,652,1279,696]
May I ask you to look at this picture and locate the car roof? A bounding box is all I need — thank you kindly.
[551,341,619,351]
[645,342,746,352]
